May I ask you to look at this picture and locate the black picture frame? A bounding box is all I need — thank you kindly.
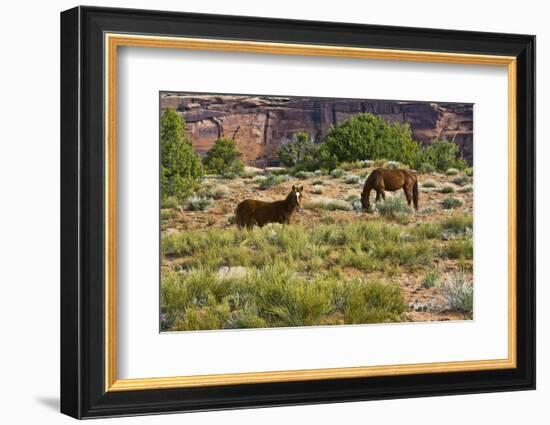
[60,5,536,419]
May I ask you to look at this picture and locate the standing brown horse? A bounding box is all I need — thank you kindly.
[360,168,418,211]
[235,185,303,228]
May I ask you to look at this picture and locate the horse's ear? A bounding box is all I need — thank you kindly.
[299,185,304,192]
[292,185,296,191]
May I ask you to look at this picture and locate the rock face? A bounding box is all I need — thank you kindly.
[160,93,473,167]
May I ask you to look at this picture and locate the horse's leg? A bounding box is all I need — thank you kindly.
[377,177,386,201]
[375,191,381,202]
[362,187,372,211]
[403,185,412,206]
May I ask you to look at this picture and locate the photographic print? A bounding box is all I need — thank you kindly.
[160,92,474,332]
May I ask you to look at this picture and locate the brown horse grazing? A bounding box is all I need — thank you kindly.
[360,168,419,212]
[235,185,304,228]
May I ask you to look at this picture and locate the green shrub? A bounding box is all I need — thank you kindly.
[160,109,203,200]
[320,113,420,167]
[267,280,334,327]
[343,280,406,324]
[174,304,231,331]
[186,195,213,211]
[441,197,463,209]
[422,179,437,188]
[423,270,440,288]
[344,174,360,184]
[452,175,469,186]
[329,168,345,178]
[383,161,401,170]
[340,161,362,171]
[161,196,179,209]
[344,195,363,211]
[371,240,434,266]
[442,214,473,234]
[458,184,473,193]
[310,185,323,194]
[203,138,244,176]
[312,179,324,185]
[444,239,473,259]
[464,167,474,177]
[265,167,289,176]
[294,170,315,179]
[209,184,229,199]
[252,175,267,183]
[220,171,239,180]
[227,308,268,329]
[161,209,177,222]
[360,159,375,167]
[415,140,467,172]
[439,184,455,193]
[419,206,436,215]
[277,131,318,168]
[304,197,352,211]
[411,222,442,240]
[418,162,436,173]
[377,196,411,218]
[440,270,473,318]
[446,167,459,176]
[259,174,285,189]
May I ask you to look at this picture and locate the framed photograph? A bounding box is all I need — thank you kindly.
[60,6,535,419]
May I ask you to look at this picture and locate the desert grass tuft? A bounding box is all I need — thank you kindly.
[377,196,411,218]
[458,184,473,193]
[259,174,285,189]
[446,167,459,176]
[342,280,406,324]
[442,214,473,234]
[304,197,352,211]
[186,195,213,211]
[439,184,455,194]
[439,270,473,318]
[441,196,463,209]
[161,196,180,209]
[329,168,346,178]
[344,174,360,184]
[443,238,473,259]
[422,270,440,288]
[422,179,437,188]
[452,175,470,186]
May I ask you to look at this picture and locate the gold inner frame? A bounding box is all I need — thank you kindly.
[104,33,517,392]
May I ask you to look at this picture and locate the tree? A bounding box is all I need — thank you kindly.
[277,131,318,168]
[320,113,420,167]
[203,138,244,176]
[160,108,203,200]
[414,140,467,172]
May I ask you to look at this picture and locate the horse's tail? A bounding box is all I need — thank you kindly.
[412,178,419,211]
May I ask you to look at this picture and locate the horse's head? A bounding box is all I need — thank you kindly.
[290,185,304,210]
[360,191,370,212]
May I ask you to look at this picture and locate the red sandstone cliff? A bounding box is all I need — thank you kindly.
[160,93,473,167]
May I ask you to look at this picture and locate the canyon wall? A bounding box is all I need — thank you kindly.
[160,94,473,167]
